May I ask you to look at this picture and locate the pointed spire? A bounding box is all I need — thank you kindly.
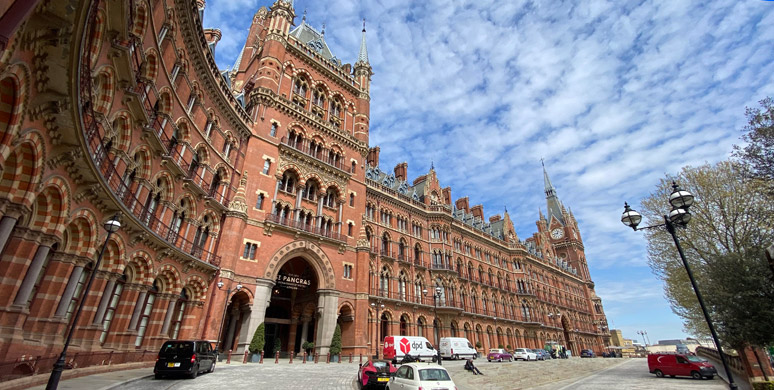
[302,8,306,22]
[357,18,369,64]
[541,161,565,226]
[542,158,556,198]
[321,22,326,36]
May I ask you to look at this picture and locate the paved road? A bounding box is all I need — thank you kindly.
[532,358,729,390]
[112,361,358,390]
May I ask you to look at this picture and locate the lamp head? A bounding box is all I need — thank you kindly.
[104,213,122,233]
[669,182,694,209]
[236,283,243,291]
[620,202,642,230]
[371,302,376,307]
[422,288,428,296]
[435,286,442,295]
[668,207,692,226]
[217,280,224,289]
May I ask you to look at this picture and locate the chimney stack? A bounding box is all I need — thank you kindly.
[367,147,380,167]
[394,162,407,181]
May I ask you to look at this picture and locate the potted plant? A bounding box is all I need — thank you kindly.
[329,324,342,362]
[249,322,265,362]
[475,341,483,358]
[302,341,315,360]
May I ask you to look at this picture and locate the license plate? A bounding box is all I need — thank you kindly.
[167,362,180,367]
[378,377,389,382]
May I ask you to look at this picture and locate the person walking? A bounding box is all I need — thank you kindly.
[464,358,483,375]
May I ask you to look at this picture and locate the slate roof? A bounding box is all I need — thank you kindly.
[289,21,337,63]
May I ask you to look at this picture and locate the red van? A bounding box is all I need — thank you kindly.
[647,353,717,379]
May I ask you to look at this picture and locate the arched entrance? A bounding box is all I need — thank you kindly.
[265,256,318,357]
[218,290,251,353]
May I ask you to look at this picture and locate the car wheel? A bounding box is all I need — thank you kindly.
[487,359,491,362]
[208,361,215,373]
[654,370,664,378]
[691,371,702,380]
[189,364,198,379]
[498,357,503,362]
[706,375,714,380]
[154,373,163,380]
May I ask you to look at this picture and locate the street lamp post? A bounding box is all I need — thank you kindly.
[622,182,738,390]
[548,311,561,327]
[423,287,443,365]
[215,280,242,354]
[637,330,646,346]
[46,213,122,390]
[370,300,384,359]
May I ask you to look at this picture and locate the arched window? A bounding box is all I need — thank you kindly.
[379,266,390,296]
[414,244,421,264]
[398,271,408,301]
[381,234,390,256]
[135,281,159,347]
[398,240,406,260]
[417,318,425,338]
[169,289,189,338]
[100,271,127,343]
[64,261,94,321]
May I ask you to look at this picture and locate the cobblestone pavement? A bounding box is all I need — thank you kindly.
[109,357,736,390]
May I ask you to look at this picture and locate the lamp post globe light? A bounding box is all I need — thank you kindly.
[621,183,737,390]
[215,280,242,354]
[46,213,122,390]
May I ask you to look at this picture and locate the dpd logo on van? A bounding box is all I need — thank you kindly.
[399,338,411,354]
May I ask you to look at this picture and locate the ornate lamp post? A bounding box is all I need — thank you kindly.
[46,213,122,390]
[423,286,443,365]
[548,311,561,327]
[370,300,384,358]
[215,280,242,354]
[622,182,737,390]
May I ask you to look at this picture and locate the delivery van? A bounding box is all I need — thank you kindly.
[647,352,717,380]
[439,337,477,360]
[383,336,438,363]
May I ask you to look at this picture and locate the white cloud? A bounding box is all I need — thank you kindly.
[204,0,774,342]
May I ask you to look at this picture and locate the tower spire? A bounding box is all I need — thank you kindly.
[357,18,369,64]
[542,161,565,225]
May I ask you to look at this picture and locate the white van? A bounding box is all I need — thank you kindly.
[439,337,477,360]
[383,335,438,363]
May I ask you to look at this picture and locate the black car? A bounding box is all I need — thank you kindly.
[580,349,595,358]
[154,340,216,379]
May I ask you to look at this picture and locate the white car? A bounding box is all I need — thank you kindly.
[513,348,537,361]
[387,362,457,390]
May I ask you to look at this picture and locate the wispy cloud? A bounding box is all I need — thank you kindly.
[204,0,774,344]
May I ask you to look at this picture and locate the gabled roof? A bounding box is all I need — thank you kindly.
[289,20,336,61]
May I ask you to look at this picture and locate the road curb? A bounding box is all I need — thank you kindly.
[102,374,154,390]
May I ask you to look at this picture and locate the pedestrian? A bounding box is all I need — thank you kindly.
[464,358,483,375]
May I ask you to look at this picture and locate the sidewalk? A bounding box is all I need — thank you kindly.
[702,356,752,390]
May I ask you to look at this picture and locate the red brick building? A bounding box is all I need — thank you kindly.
[0,0,610,369]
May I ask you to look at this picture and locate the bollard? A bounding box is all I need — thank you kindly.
[302,352,307,364]
[243,350,248,364]
[359,353,363,363]
[275,351,279,364]
[314,353,319,364]
[259,351,264,364]
[289,351,294,364]
[326,353,330,364]
[227,349,232,364]
[349,353,353,363]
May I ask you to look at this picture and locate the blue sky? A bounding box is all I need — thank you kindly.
[203,0,774,345]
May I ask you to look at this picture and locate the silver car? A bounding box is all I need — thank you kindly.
[513,348,537,361]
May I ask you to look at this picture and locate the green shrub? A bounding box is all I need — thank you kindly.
[330,324,342,355]
[273,337,282,354]
[498,344,504,349]
[475,341,482,348]
[506,344,512,350]
[752,381,774,390]
[249,322,265,354]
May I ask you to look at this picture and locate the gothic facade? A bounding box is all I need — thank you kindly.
[0,0,609,366]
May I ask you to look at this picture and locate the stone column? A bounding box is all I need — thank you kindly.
[129,290,148,329]
[315,289,340,355]
[238,278,274,352]
[223,308,239,351]
[12,242,52,306]
[55,266,84,317]
[0,215,18,255]
[300,317,310,343]
[92,277,116,324]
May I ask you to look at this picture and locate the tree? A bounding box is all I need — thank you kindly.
[733,97,774,195]
[329,324,342,356]
[249,322,265,355]
[273,337,282,355]
[640,161,774,348]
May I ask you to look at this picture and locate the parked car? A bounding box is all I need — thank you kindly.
[648,353,717,380]
[358,359,398,389]
[532,349,548,360]
[676,344,690,354]
[513,348,537,361]
[580,349,595,358]
[487,348,513,362]
[386,363,456,390]
[154,340,216,379]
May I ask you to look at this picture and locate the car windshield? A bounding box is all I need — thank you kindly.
[419,368,451,381]
[160,342,193,355]
[686,355,707,363]
[489,349,501,353]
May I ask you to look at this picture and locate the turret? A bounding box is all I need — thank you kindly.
[353,20,372,144]
[266,0,295,41]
